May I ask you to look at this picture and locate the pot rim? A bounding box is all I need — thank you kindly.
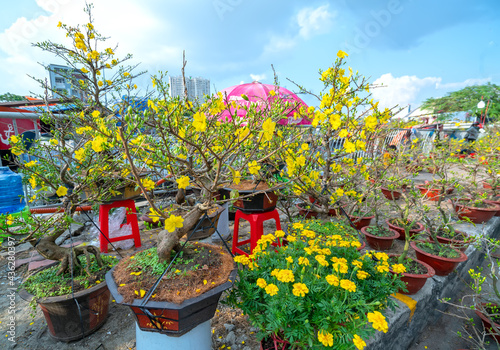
[452,198,500,212]
[105,244,236,309]
[410,241,468,263]
[474,302,500,328]
[361,226,400,240]
[387,254,436,279]
[386,218,424,233]
[19,278,109,304]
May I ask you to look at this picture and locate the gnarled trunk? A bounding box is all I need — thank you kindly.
[34,233,103,276]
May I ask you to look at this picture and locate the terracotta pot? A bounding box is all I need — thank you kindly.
[313,204,338,217]
[361,226,399,251]
[416,185,454,201]
[19,282,111,342]
[388,255,435,295]
[386,219,424,240]
[482,181,500,190]
[347,214,374,230]
[428,230,474,252]
[453,199,500,224]
[295,203,318,219]
[485,199,500,217]
[474,303,500,342]
[105,266,236,336]
[381,187,402,200]
[411,241,467,276]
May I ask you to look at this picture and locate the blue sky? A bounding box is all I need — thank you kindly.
[0,0,499,111]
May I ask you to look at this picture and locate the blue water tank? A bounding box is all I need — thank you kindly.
[0,166,26,215]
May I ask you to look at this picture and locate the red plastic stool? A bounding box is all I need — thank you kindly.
[99,199,141,253]
[232,209,282,256]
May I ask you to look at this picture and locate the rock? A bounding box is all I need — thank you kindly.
[224,323,235,332]
[225,330,236,345]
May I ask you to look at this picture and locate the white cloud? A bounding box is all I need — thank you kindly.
[371,73,441,109]
[297,4,335,39]
[263,35,297,55]
[250,73,266,82]
[262,4,335,56]
[0,0,178,95]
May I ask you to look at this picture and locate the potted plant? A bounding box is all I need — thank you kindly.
[359,182,400,251]
[410,148,469,277]
[226,220,406,349]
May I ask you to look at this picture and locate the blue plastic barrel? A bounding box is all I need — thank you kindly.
[0,166,26,215]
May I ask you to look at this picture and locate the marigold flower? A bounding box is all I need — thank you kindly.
[315,255,329,267]
[164,214,184,233]
[326,274,339,286]
[367,311,388,333]
[276,269,295,283]
[392,264,407,274]
[352,260,363,268]
[340,279,356,292]
[298,257,309,266]
[356,270,369,280]
[353,334,366,349]
[376,264,390,273]
[318,330,333,347]
[265,283,278,296]
[256,278,267,288]
[275,230,285,237]
[292,283,309,297]
[233,255,250,265]
[286,256,293,263]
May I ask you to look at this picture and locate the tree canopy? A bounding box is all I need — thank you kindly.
[421,83,500,122]
[0,92,25,102]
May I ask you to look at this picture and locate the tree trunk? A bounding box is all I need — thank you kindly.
[156,203,210,263]
[34,236,103,276]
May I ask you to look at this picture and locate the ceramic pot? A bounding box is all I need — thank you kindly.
[474,303,500,343]
[361,226,399,251]
[381,187,402,200]
[347,214,374,230]
[295,203,318,219]
[411,241,467,276]
[417,185,454,201]
[19,282,111,342]
[388,255,435,295]
[106,266,236,336]
[453,199,500,224]
[386,219,424,240]
[428,230,474,252]
[485,199,500,217]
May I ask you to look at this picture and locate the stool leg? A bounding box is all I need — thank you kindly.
[124,200,141,249]
[99,204,109,253]
[273,211,282,246]
[232,212,241,255]
[249,215,264,255]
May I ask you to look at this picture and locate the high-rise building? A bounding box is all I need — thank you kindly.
[48,64,87,100]
[169,76,210,102]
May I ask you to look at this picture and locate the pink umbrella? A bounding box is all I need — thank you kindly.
[217,81,311,126]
